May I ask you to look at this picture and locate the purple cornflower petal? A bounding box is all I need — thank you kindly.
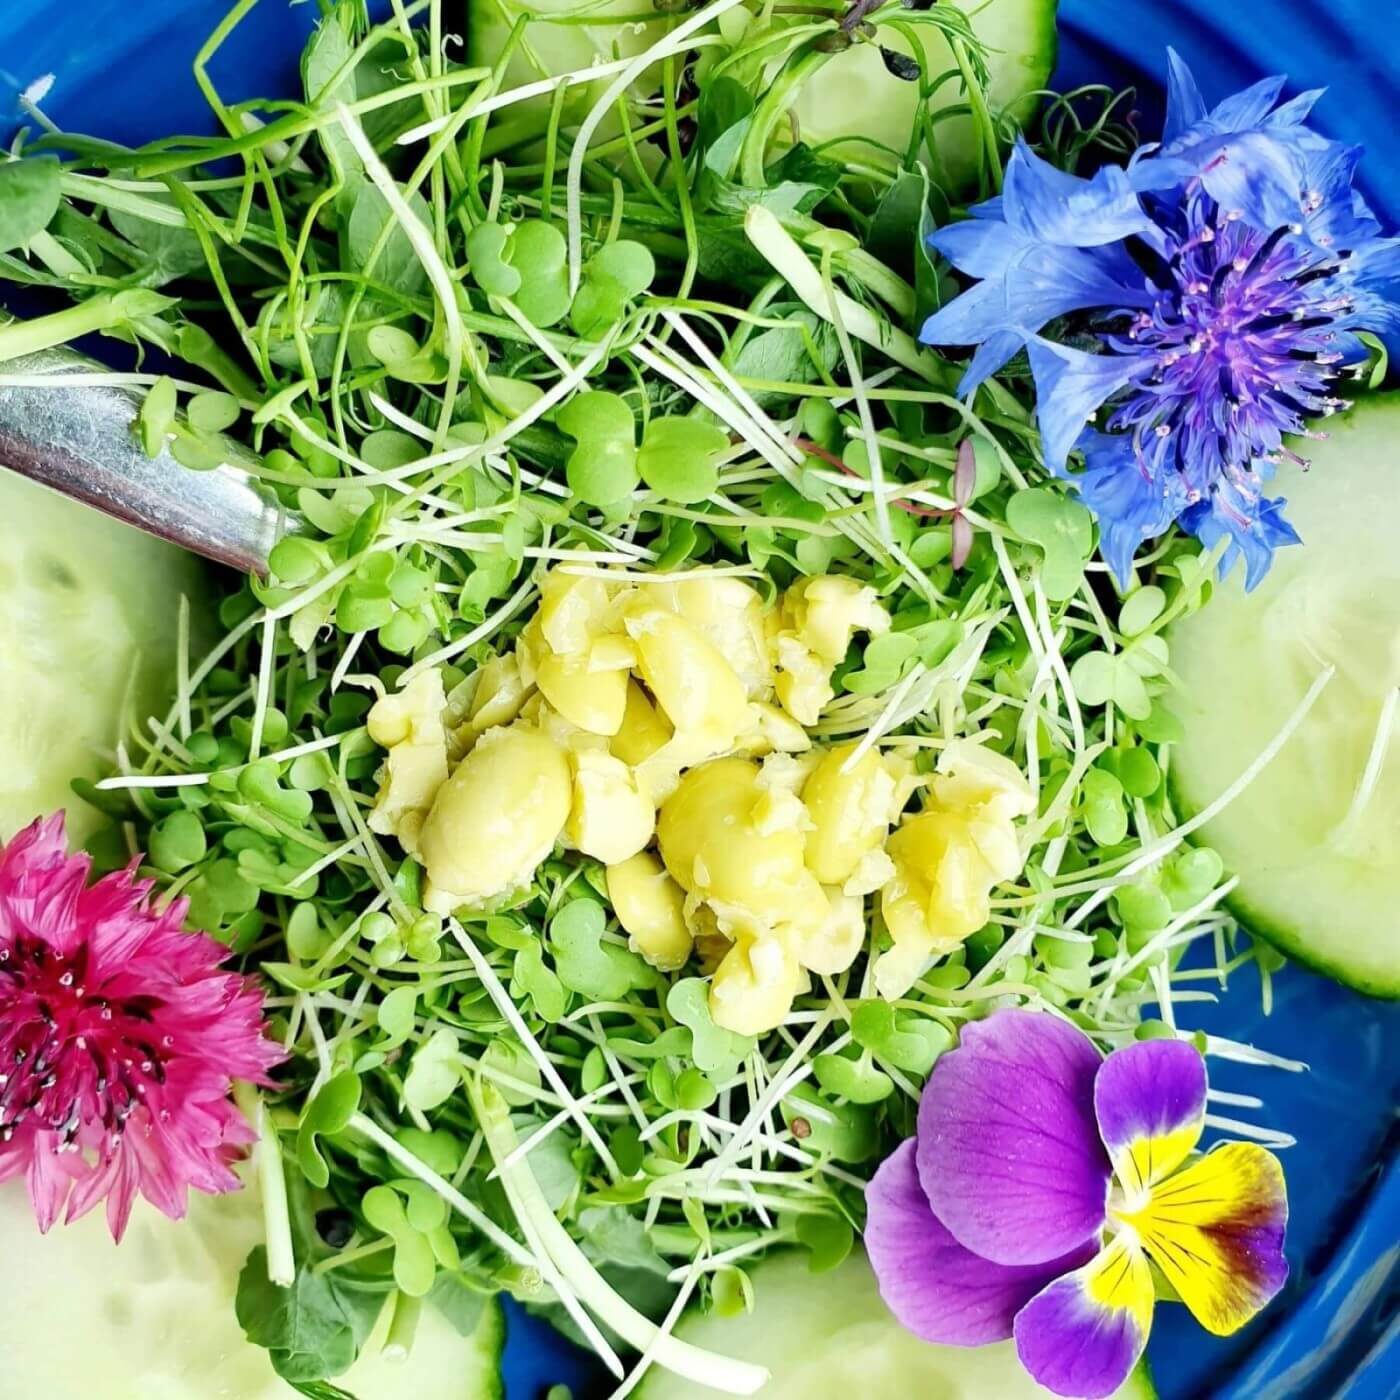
[1094,1039,1208,1200]
[916,1009,1110,1267]
[865,1140,1095,1346]
[1027,338,1144,474]
[1075,430,1188,585]
[917,50,1400,588]
[1002,139,1155,246]
[1014,1234,1155,1399]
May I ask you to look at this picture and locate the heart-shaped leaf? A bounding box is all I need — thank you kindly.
[811,1048,894,1104]
[1006,486,1094,602]
[465,220,521,297]
[550,899,657,1001]
[296,1071,362,1188]
[667,978,754,1077]
[638,416,728,503]
[849,1001,951,1075]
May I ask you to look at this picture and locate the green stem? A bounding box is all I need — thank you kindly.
[744,204,950,386]
[0,290,174,364]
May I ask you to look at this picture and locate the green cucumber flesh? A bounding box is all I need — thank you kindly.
[465,0,673,147]
[1167,393,1400,998]
[0,1179,506,1398]
[0,470,209,844]
[465,0,1057,191]
[636,1249,1156,1398]
[788,0,1059,186]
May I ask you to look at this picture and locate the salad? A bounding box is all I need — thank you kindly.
[0,1,1396,1397]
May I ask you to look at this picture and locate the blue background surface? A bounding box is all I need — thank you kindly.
[2,3,1397,1397]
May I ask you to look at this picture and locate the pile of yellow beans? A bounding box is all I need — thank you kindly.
[366,566,1035,1036]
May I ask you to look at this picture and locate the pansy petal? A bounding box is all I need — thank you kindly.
[1118,1141,1289,1336]
[1028,340,1142,474]
[1014,1234,1154,1400]
[1094,1039,1207,1200]
[917,1009,1110,1267]
[866,1140,1095,1346]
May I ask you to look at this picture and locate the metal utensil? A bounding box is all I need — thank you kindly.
[0,347,294,576]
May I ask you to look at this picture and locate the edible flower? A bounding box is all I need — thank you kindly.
[0,815,282,1240]
[921,50,1400,588]
[866,1009,1288,1399]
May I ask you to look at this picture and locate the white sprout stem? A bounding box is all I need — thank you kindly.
[1064,666,1336,932]
[1330,685,1399,848]
[335,103,464,442]
[566,0,747,295]
[821,262,893,551]
[95,732,344,791]
[247,612,278,761]
[1203,1116,1297,1150]
[744,205,943,382]
[470,1082,769,1396]
[234,1083,295,1288]
[395,55,638,145]
[447,920,621,1176]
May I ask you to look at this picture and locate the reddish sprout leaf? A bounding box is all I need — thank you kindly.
[955,437,976,507]
[951,512,974,570]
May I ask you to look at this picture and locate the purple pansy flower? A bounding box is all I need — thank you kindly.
[920,51,1400,589]
[865,1009,1288,1399]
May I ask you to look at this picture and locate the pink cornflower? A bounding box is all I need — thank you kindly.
[0,814,282,1240]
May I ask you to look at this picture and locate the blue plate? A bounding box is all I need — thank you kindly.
[2,4,1397,1396]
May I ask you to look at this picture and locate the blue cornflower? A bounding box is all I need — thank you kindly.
[921,50,1400,587]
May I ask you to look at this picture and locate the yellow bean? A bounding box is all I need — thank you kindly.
[608,851,692,971]
[419,724,571,911]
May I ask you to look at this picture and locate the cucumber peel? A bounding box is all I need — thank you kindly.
[636,1249,1156,1399]
[1168,394,1400,998]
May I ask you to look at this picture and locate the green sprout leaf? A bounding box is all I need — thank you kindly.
[849,1001,952,1075]
[637,417,728,504]
[549,898,657,1001]
[296,1071,363,1189]
[1006,486,1094,602]
[666,978,754,1077]
[403,1028,463,1112]
[0,156,62,253]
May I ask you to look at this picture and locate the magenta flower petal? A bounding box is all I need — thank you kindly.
[917,1009,1110,1266]
[0,815,283,1241]
[866,1140,1096,1346]
[1094,1038,1208,1196]
[1014,1236,1154,1399]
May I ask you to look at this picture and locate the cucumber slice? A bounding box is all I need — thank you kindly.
[636,1249,1156,1399]
[788,0,1058,186]
[1168,394,1400,998]
[0,469,208,844]
[466,0,673,146]
[0,1179,506,1398]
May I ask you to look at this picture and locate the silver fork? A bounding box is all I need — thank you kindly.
[0,347,294,576]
